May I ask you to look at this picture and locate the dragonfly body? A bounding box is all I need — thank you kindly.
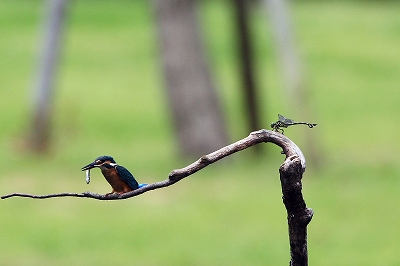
[271,114,317,133]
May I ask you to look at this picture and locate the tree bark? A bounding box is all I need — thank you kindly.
[154,0,229,157]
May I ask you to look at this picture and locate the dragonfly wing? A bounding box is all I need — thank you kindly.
[285,118,295,124]
[279,114,295,125]
[278,114,286,121]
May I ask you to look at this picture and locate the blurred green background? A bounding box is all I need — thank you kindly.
[1,0,400,265]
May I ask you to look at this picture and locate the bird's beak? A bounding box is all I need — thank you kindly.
[81,161,98,171]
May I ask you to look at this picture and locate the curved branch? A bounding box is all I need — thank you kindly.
[1,129,313,265]
[2,129,302,200]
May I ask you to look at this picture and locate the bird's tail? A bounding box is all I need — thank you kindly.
[138,183,148,188]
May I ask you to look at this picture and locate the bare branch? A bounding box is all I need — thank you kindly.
[1,129,313,264]
[2,129,302,200]
[0,180,172,200]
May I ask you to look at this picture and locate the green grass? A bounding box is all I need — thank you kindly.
[1,1,400,265]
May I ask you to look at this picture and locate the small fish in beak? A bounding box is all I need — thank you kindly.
[85,169,91,184]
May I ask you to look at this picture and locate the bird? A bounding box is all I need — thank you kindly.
[81,155,146,195]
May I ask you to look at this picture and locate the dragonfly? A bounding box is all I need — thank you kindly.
[271,114,317,133]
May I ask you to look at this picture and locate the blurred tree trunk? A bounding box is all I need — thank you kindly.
[154,0,229,157]
[264,0,321,166]
[234,0,262,152]
[28,0,67,153]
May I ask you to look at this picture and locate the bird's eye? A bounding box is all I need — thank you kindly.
[96,160,101,163]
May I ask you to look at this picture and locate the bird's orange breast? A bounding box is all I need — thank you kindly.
[101,168,133,194]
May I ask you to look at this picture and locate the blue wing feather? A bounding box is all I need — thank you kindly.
[115,165,139,190]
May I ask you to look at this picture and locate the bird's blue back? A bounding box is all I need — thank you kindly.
[115,165,139,190]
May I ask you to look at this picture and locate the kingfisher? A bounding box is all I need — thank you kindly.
[81,155,146,195]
